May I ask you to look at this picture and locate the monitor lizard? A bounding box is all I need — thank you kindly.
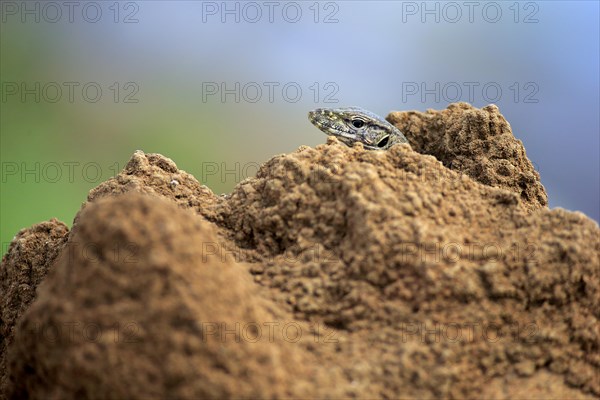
[308,107,410,150]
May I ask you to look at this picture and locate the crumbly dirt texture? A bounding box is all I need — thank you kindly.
[387,103,548,212]
[0,220,69,396]
[1,103,598,399]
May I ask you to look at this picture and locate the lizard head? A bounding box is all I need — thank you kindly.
[308,107,407,150]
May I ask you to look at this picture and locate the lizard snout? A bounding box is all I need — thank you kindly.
[308,109,323,123]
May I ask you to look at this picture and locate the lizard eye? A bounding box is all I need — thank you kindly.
[377,136,390,148]
[351,119,365,128]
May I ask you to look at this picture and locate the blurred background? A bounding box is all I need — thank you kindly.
[1,1,599,254]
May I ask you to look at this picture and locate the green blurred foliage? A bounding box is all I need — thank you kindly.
[0,23,223,254]
[0,21,306,257]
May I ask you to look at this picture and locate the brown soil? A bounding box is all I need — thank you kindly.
[1,103,598,399]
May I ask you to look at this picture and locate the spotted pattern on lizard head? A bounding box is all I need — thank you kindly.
[308,107,409,150]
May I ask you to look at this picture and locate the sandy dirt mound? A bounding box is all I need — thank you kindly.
[1,103,598,399]
[0,220,69,395]
[6,194,344,399]
[387,103,548,212]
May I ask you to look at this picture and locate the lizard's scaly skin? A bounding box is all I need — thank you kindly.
[308,107,409,150]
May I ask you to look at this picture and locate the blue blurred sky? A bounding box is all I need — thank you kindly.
[1,1,599,247]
